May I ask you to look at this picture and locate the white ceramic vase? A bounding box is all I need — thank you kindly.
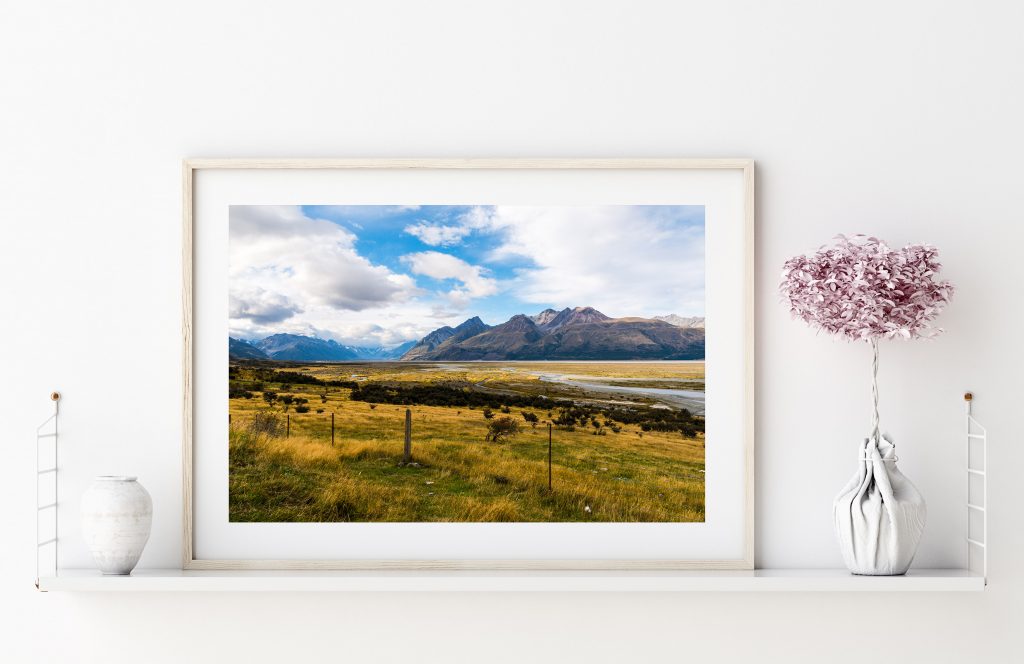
[833,435,927,575]
[80,476,152,575]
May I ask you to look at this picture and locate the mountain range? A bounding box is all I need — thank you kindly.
[229,308,704,362]
[403,307,703,361]
[229,335,416,362]
[401,316,491,360]
[654,314,705,329]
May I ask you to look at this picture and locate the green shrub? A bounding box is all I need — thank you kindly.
[229,385,253,399]
[486,416,521,442]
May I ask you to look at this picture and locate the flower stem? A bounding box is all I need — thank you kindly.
[870,338,880,444]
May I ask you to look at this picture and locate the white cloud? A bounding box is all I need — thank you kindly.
[402,251,499,305]
[230,206,430,346]
[482,206,705,318]
[231,205,416,312]
[404,222,472,247]
[229,287,302,325]
[403,207,499,247]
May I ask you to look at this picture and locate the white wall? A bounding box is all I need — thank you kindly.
[1,1,1021,661]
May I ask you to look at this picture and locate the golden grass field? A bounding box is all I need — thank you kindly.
[229,361,705,522]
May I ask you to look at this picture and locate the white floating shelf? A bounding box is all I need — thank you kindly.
[37,568,984,592]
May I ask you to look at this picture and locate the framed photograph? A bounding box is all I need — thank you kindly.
[184,158,754,569]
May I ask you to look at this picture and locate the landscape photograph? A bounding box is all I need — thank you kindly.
[228,204,706,522]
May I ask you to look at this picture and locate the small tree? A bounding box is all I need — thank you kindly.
[262,391,278,407]
[522,411,539,428]
[553,408,576,431]
[280,394,294,411]
[486,416,522,443]
[482,407,494,419]
[295,405,310,414]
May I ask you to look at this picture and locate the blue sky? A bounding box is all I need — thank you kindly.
[228,205,704,347]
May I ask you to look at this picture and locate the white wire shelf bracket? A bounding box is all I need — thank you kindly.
[964,392,987,586]
[35,392,60,589]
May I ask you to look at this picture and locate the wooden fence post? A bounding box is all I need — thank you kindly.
[548,423,553,491]
[331,412,335,446]
[403,408,412,463]
[286,414,290,438]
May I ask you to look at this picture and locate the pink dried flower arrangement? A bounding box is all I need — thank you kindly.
[780,234,954,443]
[780,235,954,342]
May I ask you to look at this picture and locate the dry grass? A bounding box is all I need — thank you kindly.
[282,360,705,386]
[229,361,705,522]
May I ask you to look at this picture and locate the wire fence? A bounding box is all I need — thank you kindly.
[229,407,558,489]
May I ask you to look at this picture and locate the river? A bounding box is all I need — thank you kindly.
[533,373,705,415]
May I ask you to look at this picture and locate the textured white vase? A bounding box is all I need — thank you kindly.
[80,476,152,575]
[833,436,927,575]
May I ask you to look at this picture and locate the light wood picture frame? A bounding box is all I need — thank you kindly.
[183,158,755,570]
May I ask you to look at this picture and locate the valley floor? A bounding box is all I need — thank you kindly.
[229,361,705,522]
